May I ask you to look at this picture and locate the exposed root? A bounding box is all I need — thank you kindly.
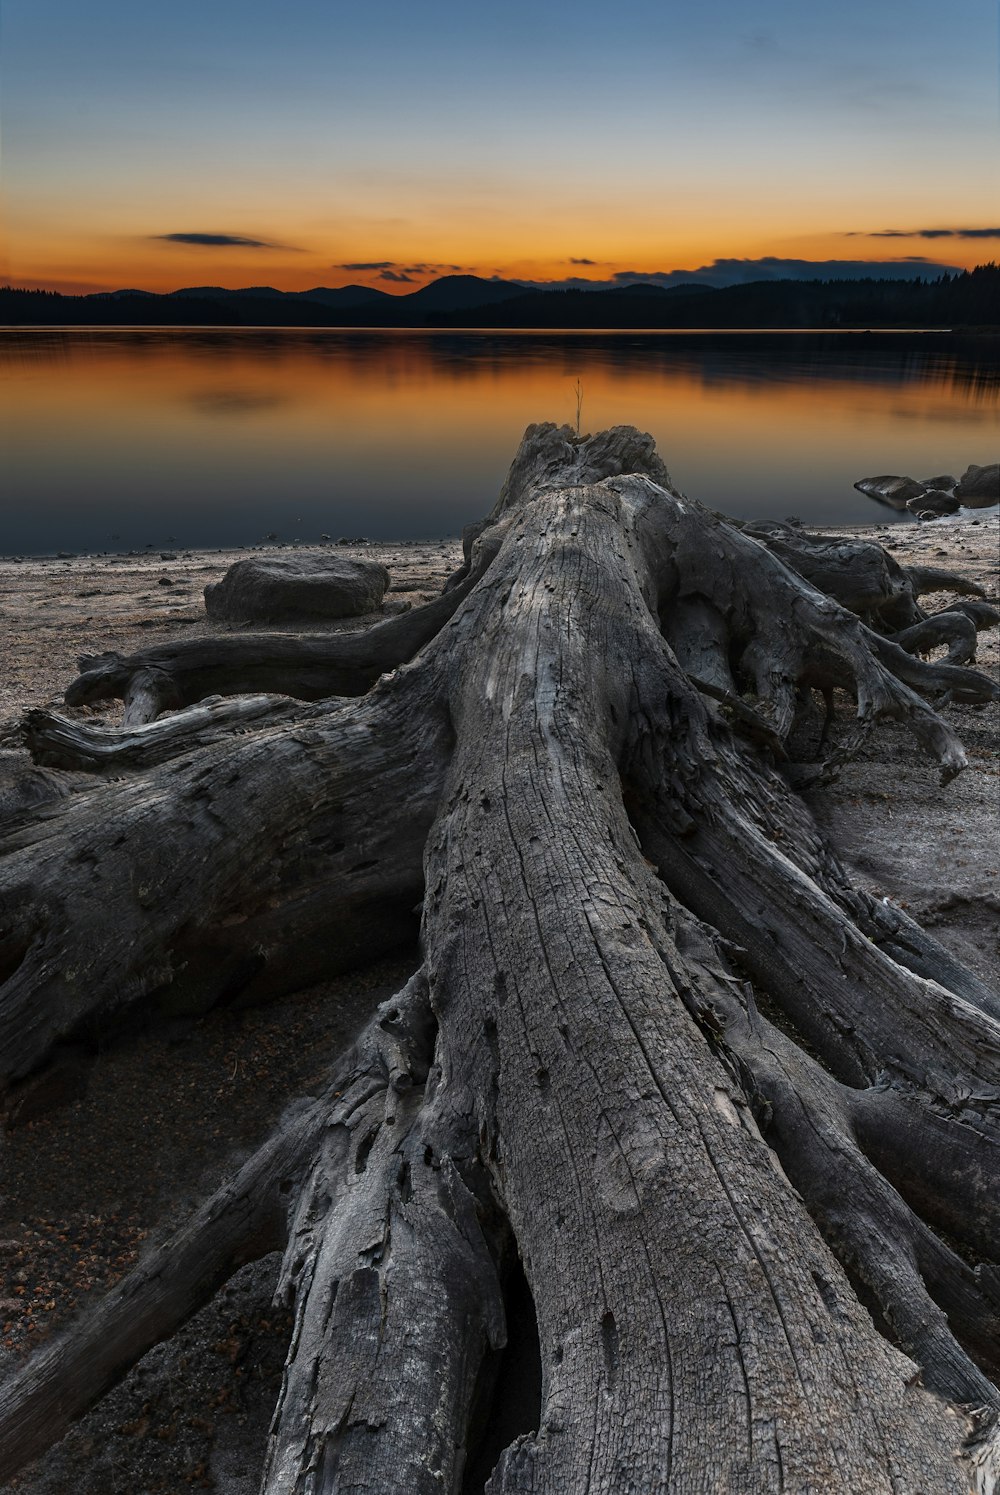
[0,1093,324,1478]
[0,673,451,1088]
[663,907,1000,1406]
[64,566,480,720]
[967,1413,1000,1495]
[23,694,304,773]
[0,971,508,1492]
[265,977,506,1493]
[1,423,996,1491]
[892,610,980,668]
[907,566,989,601]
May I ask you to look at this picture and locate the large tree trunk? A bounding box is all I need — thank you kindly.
[1,424,998,1492]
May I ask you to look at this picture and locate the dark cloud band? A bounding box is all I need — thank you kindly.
[154,232,289,249]
[338,260,465,274]
[852,228,1000,240]
[511,255,964,293]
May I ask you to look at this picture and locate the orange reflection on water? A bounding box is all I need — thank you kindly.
[1,329,996,552]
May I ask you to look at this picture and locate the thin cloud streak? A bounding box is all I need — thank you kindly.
[153,232,296,249]
[337,259,465,274]
[850,227,1000,240]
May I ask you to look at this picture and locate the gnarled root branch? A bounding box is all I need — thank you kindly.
[2,424,997,1492]
[663,908,1000,1407]
[23,694,304,773]
[0,972,509,1493]
[264,973,506,1493]
[0,1092,324,1478]
[0,670,450,1090]
[63,567,480,722]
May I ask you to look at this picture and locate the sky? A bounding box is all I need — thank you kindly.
[2,0,999,295]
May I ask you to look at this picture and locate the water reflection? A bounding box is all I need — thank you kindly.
[1,328,996,554]
[187,389,292,418]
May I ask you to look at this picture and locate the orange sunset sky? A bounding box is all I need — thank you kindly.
[2,0,998,297]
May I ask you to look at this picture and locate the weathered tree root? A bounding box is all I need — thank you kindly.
[742,519,990,629]
[0,1094,324,1476]
[2,423,999,1492]
[661,905,1000,1406]
[0,974,510,1489]
[62,557,485,723]
[22,693,305,773]
[893,610,981,667]
[264,971,507,1493]
[0,672,452,1087]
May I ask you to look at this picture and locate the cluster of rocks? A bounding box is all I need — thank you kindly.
[855,463,998,520]
[265,533,372,546]
[204,553,391,623]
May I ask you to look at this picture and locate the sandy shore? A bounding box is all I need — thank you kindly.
[0,516,997,1493]
[0,539,463,723]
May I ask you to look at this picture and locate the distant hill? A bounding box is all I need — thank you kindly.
[153,275,522,315]
[168,285,264,299]
[89,288,156,299]
[292,285,391,308]
[167,283,393,309]
[401,275,528,312]
[2,265,997,329]
[611,282,713,296]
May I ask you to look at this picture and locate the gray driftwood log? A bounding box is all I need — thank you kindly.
[1,424,999,1492]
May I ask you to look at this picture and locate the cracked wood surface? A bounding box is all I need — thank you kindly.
[0,424,997,1492]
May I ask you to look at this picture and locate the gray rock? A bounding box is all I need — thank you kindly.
[204,553,390,622]
[853,475,927,511]
[920,474,957,491]
[954,463,999,507]
[159,551,178,561]
[906,489,961,519]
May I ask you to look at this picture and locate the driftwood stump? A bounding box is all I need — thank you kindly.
[1,424,999,1492]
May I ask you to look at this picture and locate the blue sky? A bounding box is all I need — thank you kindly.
[3,0,998,291]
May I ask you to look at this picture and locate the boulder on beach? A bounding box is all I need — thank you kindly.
[906,489,960,520]
[204,553,390,622]
[853,475,927,510]
[920,474,957,492]
[954,463,999,507]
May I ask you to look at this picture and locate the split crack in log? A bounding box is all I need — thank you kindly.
[1,423,999,1492]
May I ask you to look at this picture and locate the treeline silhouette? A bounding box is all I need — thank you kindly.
[2,265,998,330]
[438,266,1000,330]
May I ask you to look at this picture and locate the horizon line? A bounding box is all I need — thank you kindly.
[5,260,993,302]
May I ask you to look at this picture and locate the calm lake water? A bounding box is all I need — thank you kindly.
[1,328,997,555]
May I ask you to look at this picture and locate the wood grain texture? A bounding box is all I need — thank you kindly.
[1,423,997,1492]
